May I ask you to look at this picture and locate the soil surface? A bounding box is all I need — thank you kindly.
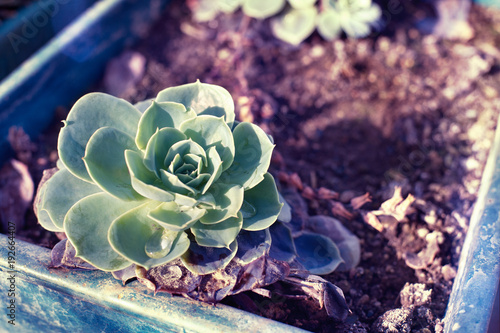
[4,1,500,332]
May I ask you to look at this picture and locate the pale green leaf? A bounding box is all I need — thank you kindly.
[136,101,195,150]
[156,80,235,128]
[143,128,187,176]
[192,212,243,248]
[221,122,274,189]
[148,201,206,231]
[37,169,101,230]
[242,173,282,231]
[288,0,316,9]
[124,150,175,202]
[83,127,141,201]
[242,0,286,19]
[271,7,317,46]
[64,192,143,271]
[317,9,342,40]
[200,182,244,224]
[58,93,141,182]
[179,115,235,171]
[108,203,190,269]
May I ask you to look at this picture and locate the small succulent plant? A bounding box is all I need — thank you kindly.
[189,0,382,45]
[36,80,284,273]
[35,82,358,318]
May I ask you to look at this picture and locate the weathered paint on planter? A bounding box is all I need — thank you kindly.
[0,234,307,332]
[0,0,170,163]
[443,114,500,333]
[0,0,97,82]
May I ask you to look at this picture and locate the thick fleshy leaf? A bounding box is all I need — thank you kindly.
[242,0,286,19]
[181,240,238,275]
[288,0,316,9]
[58,93,141,182]
[200,146,223,194]
[270,8,317,46]
[234,229,272,265]
[148,201,206,231]
[200,183,244,224]
[340,14,371,38]
[37,169,101,230]
[220,122,274,189]
[125,150,175,202]
[242,173,282,231]
[317,9,342,40]
[134,99,153,113]
[136,101,195,150]
[108,203,190,269]
[64,192,142,271]
[269,222,296,262]
[156,80,235,128]
[83,127,141,201]
[278,192,292,222]
[192,212,243,248]
[143,128,187,176]
[160,169,197,196]
[163,139,207,171]
[179,115,235,171]
[294,232,343,275]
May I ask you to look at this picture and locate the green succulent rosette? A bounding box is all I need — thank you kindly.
[36,81,283,274]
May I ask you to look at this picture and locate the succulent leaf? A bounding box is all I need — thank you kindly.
[64,192,143,271]
[200,182,244,224]
[148,201,206,231]
[242,0,286,19]
[136,102,195,150]
[83,127,142,201]
[125,150,176,202]
[179,115,235,171]
[192,212,243,248]
[58,92,141,182]
[268,222,297,262]
[108,202,190,269]
[156,80,235,128]
[241,173,283,231]
[37,168,100,231]
[271,7,317,46]
[294,232,343,274]
[221,122,274,189]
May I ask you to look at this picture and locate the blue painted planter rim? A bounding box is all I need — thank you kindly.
[443,114,500,332]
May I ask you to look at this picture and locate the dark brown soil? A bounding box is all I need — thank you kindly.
[5,1,500,332]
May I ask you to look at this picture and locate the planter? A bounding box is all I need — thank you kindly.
[0,234,305,332]
[0,0,499,332]
[0,0,97,82]
[0,0,171,163]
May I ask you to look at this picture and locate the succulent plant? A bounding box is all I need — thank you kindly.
[36,81,283,274]
[36,82,359,318]
[189,0,382,45]
[317,0,382,39]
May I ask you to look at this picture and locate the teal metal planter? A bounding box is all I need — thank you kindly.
[0,235,305,332]
[0,0,97,82]
[0,0,499,331]
[443,115,500,333]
